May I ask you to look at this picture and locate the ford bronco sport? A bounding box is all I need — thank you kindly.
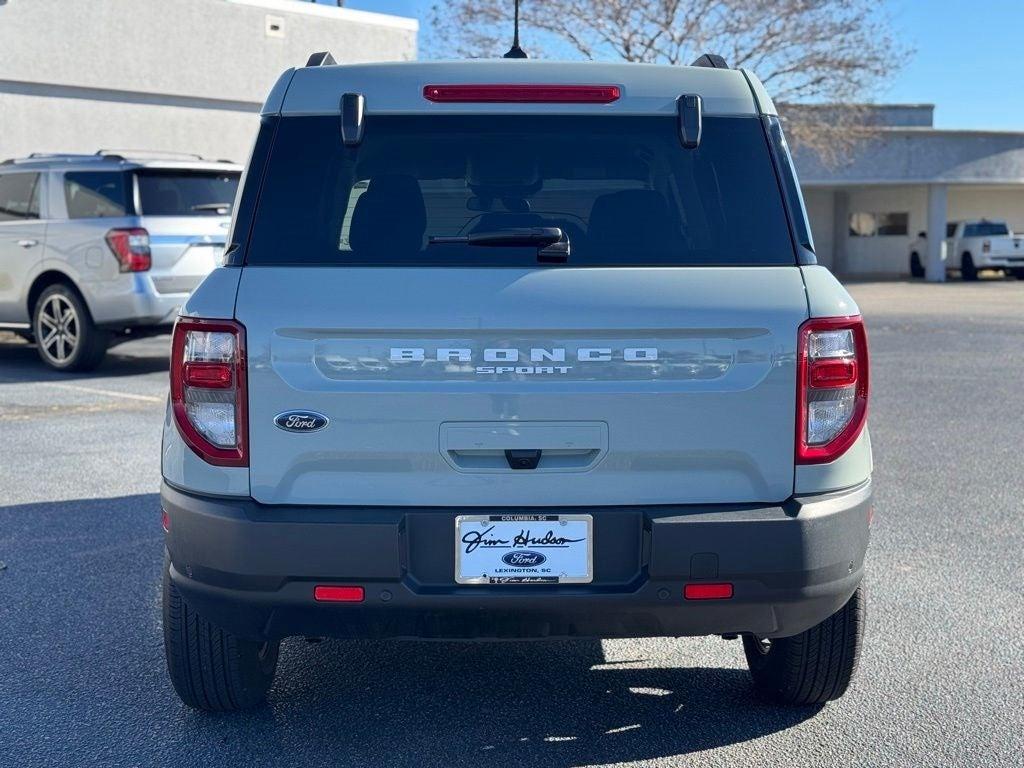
[161,55,872,711]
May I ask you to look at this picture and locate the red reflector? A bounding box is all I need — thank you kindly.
[809,358,858,388]
[423,84,621,104]
[161,509,170,533]
[314,585,365,603]
[182,361,233,389]
[684,583,734,600]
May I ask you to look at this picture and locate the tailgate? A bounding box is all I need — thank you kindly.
[237,266,808,506]
[142,216,229,294]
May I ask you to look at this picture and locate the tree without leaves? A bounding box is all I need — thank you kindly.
[428,0,910,164]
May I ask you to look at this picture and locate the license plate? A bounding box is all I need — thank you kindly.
[455,514,593,584]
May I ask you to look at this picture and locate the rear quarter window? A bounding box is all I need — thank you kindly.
[246,114,796,267]
[0,172,41,221]
[64,171,128,218]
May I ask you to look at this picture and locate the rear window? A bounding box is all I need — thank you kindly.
[136,171,239,216]
[246,115,795,267]
[964,222,1009,237]
[64,171,128,218]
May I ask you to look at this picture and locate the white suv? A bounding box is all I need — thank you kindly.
[0,152,240,370]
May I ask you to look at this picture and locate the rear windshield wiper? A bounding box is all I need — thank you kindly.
[191,203,233,214]
[429,227,569,262]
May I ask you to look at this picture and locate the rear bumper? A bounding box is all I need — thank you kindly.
[161,480,871,642]
[86,273,187,327]
[974,257,1024,269]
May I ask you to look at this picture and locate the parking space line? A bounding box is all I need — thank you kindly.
[24,381,164,404]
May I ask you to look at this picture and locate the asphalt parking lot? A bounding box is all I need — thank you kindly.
[1,280,1022,767]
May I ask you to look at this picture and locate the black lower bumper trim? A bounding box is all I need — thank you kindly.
[161,480,871,642]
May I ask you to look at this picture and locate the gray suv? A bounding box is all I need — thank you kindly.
[0,152,241,370]
[162,56,872,711]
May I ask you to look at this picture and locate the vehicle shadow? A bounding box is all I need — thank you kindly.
[0,494,821,767]
[222,637,820,767]
[0,332,169,382]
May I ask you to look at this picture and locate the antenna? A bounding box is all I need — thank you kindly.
[503,0,528,59]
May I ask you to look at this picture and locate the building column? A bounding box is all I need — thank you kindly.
[926,184,948,282]
[832,189,849,276]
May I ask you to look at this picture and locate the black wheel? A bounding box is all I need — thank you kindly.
[961,253,978,281]
[32,283,108,371]
[909,252,924,278]
[1012,268,1024,280]
[163,554,279,711]
[743,587,864,705]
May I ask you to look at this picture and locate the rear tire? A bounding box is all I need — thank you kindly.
[743,587,864,705]
[909,252,924,278]
[162,554,279,711]
[32,283,108,371]
[961,253,978,281]
[1012,268,1024,280]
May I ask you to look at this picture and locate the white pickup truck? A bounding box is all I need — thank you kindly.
[909,220,1024,280]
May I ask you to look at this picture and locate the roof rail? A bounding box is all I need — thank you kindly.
[2,150,234,166]
[691,53,729,69]
[96,149,205,161]
[306,51,337,67]
[31,152,101,160]
[2,152,120,165]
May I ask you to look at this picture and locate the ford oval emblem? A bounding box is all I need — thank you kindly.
[274,411,329,433]
[501,550,547,568]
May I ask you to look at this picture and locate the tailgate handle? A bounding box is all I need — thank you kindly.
[441,421,607,474]
[505,449,542,470]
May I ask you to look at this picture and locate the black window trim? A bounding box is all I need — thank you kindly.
[762,115,815,266]
[225,115,280,266]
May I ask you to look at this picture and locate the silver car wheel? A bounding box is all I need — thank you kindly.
[37,294,80,365]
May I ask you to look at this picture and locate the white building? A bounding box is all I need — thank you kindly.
[795,105,1024,277]
[0,0,417,163]
[4,7,1018,280]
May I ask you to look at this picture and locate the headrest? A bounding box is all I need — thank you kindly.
[349,174,426,258]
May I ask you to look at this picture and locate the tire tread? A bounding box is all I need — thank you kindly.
[744,587,864,705]
[162,555,276,711]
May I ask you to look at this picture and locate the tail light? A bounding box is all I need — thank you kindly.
[170,318,247,466]
[105,228,151,272]
[423,84,621,103]
[796,316,869,464]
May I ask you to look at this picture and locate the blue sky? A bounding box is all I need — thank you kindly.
[337,0,1024,130]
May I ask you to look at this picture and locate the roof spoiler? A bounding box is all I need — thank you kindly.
[691,53,729,69]
[306,51,337,67]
